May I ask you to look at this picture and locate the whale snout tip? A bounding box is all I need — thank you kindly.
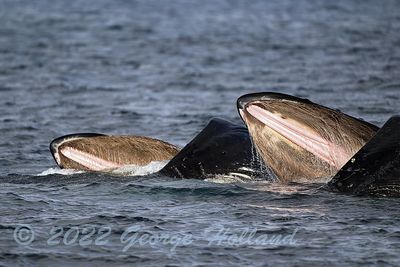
[237,95,252,111]
[237,92,312,111]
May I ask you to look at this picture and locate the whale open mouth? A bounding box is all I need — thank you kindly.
[244,103,346,168]
[49,133,121,171]
[49,133,180,172]
[237,93,376,176]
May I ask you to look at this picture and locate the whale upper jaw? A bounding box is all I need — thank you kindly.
[237,92,318,131]
[237,92,313,112]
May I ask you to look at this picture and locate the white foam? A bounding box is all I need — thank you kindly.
[36,168,85,176]
[206,173,254,184]
[111,160,169,176]
[38,161,169,177]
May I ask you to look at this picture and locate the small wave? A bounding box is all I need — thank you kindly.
[111,161,169,176]
[36,168,85,176]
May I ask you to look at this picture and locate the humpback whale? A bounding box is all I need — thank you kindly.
[237,92,400,197]
[49,92,400,197]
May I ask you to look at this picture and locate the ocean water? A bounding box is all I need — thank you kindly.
[1,0,400,266]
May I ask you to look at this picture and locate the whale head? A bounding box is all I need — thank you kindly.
[237,92,378,183]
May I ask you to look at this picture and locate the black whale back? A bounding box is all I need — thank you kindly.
[329,116,400,197]
[160,118,265,179]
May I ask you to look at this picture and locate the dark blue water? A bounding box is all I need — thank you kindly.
[1,0,400,266]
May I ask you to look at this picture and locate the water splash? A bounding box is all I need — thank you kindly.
[36,168,85,176]
[111,160,169,176]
